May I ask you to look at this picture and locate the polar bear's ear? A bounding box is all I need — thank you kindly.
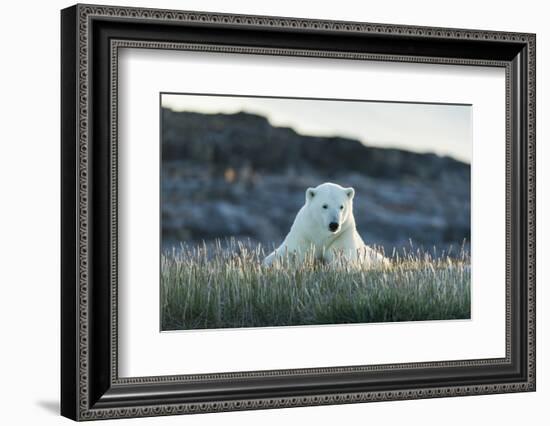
[345,187,355,200]
[306,187,316,202]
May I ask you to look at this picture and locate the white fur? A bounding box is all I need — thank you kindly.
[263,182,388,268]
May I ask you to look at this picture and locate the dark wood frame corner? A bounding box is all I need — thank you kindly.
[61,3,536,421]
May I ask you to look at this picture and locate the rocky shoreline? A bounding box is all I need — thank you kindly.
[161,109,470,256]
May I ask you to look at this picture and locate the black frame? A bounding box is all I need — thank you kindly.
[61,4,536,421]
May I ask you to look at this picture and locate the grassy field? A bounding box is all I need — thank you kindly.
[161,241,470,331]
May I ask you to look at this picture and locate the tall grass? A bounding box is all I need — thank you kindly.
[161,240,470,331]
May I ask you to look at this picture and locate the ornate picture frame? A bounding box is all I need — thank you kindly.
[61,3,536,421]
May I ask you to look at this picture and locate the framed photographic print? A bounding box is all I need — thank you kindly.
[61,3,536,421]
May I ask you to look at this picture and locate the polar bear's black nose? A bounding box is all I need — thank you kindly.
[329,222,339,232]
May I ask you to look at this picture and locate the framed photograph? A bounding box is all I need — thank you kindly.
[61,4,536,421]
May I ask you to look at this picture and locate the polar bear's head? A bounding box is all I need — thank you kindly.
[305,182,355,235]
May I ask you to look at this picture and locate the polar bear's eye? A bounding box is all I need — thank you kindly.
[322,204,328,209]
[340,205,344,210]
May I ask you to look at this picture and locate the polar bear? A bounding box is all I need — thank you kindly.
[263,182,388,268]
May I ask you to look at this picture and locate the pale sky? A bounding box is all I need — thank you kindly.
[161,93,472,164]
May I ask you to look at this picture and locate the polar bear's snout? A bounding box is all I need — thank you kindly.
[329,222,339,232]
